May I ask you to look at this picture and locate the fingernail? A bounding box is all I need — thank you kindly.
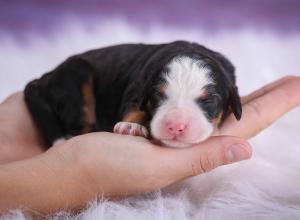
[227,144,250,162]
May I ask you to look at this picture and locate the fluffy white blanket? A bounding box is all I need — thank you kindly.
[0,19,300,220]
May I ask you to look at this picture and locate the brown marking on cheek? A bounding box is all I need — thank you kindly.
[81,76,96,133]
[123,107,147,125]
[213,110,224,127]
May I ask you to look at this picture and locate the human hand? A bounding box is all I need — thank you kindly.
[1,75,299,214]
[1,75,299,163]
[54,75,300,201]
[10,131,244,214]
[55,133,250,197]
[0,132,250,214]
[36,75,299,212]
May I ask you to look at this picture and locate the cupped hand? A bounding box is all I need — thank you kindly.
[0,76,299,214]
[47,75,300,199]
[1,75,298,162]
[48,75,300,199]
[52,133,250,200]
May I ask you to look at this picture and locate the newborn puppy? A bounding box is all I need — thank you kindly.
[24,41,242,148]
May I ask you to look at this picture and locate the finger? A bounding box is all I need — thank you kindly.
[241,76,296,104]
[220,76,300,138]
[155,136,251,187]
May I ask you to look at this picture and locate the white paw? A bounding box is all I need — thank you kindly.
[113,122,149,138]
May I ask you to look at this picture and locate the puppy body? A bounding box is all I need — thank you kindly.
[24,41,241,148]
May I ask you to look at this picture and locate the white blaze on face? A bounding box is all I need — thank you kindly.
[150,56,215,148]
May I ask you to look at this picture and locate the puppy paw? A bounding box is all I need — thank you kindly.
[113,122,149,138]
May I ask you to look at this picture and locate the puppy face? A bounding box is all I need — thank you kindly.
[147,56,241,148]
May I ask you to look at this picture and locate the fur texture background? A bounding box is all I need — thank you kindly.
[0,19,300,219]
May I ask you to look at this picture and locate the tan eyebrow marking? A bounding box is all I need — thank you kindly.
[197,89,209,100]
[159,84,166,94]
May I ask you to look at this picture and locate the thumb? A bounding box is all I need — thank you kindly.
[157,136,252,185]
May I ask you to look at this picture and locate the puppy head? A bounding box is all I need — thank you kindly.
[146,56,241,148]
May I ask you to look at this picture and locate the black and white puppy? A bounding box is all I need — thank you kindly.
[24,41,242,148]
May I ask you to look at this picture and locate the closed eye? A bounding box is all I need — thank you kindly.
[196,96,210,104]
[196,94,222,119]
[196,93,221,103]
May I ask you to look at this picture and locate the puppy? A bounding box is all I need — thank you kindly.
[24,41,241,148]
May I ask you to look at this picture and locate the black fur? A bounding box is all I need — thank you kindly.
[24,41,241,148]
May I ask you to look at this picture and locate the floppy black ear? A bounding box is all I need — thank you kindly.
[229,86,242,120]
[209,50,242,120]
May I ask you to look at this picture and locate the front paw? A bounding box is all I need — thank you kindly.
[113,122,149,138]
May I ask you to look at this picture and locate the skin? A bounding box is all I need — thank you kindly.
[0,76,299,215]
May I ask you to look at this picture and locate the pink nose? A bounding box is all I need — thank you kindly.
[167,122,187,136]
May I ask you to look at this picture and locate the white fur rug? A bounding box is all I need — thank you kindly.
[1,19,300,220]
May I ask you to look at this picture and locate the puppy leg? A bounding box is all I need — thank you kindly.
[48,76,96,142]
[24,80,66,147]
[113,108,148,137]
[25,58,97,147]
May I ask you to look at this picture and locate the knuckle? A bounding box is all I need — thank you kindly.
[192,152,216,175]
[247,100,262,118]
[246,101,270,131]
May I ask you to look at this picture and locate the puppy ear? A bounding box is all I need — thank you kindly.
[210,51,242,120]
[229,86,242,120]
